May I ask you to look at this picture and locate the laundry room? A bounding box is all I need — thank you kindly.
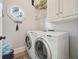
[0,0,78,59]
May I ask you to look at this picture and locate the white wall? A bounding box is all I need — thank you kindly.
[0,17,2,36]
[48,19,78,59]
[0,0,2,2]
[3,0,37,49]
[0,3,2,35]
[3,0,47,49]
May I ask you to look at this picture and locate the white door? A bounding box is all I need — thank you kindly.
[0,2,2,59]
[62,0,78,17]
[47,0,59,21]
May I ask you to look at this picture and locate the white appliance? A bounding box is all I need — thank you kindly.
[25,31,45,59]
[25,31,69,59]
[34,32,69,59]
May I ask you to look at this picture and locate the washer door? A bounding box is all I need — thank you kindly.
[25,36,32,50]
[35,38,52,59]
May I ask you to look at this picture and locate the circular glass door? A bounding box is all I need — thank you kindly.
[35,38,52,59]
[25,36,32,49]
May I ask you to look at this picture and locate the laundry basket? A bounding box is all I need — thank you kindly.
[3,49,14,59]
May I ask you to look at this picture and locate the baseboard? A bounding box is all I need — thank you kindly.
[14,46,26,54]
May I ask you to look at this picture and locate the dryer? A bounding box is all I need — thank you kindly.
[34,32,69,59]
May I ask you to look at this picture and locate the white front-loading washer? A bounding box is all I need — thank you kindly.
[25,31,45,59]
[34,32,69,59]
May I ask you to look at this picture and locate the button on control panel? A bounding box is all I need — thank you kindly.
[47,35,52,37]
